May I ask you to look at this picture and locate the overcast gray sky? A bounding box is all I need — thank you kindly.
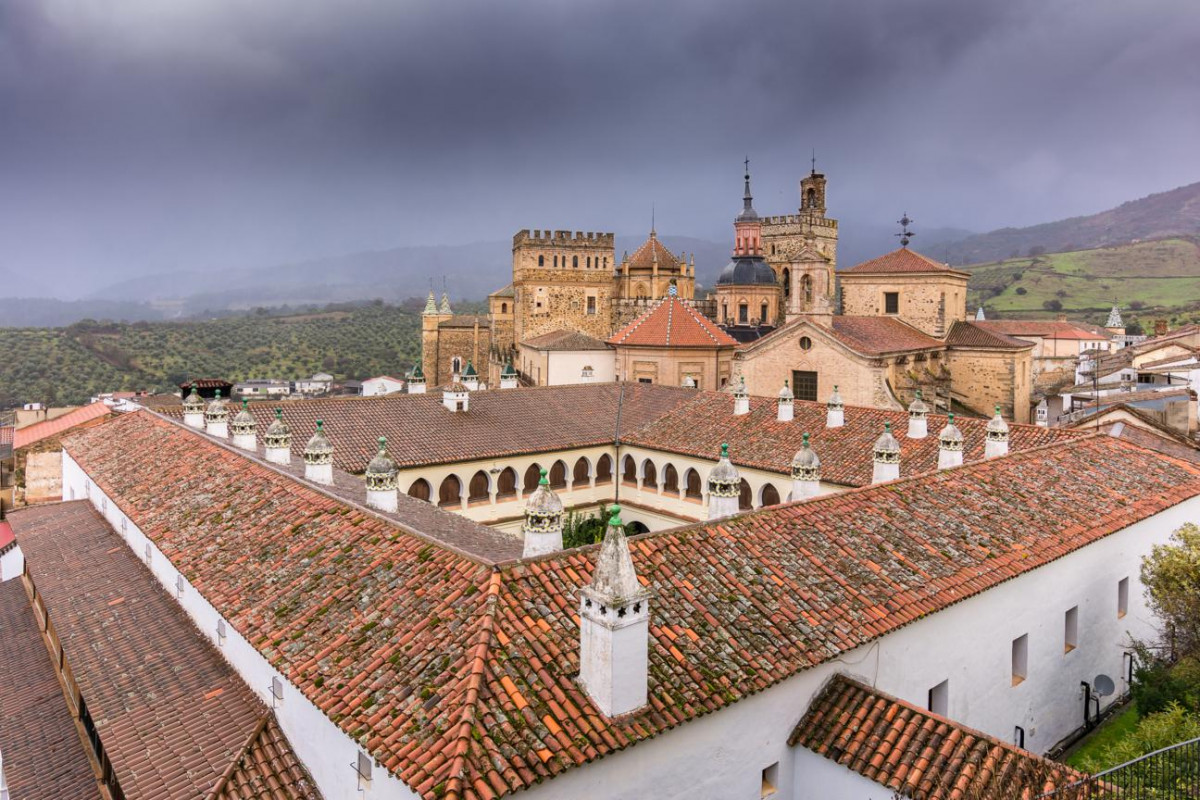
[2,0,1198,297]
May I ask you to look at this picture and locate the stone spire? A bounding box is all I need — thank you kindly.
[204,389,229,439]
[737,157,758,222]
[938,413,965,470]
[1105,305,1124,329]
[984,405,1010,459]
[500,360,519,390]
[826,385,845,428]
[461,360,480,391]
[777,380,794,422]
[439,292,452,314]
[579,504,652,717]
[422,291,438,315]
[707,443,741,520]
[230,399,258,452]
[732,375,749,416]
[182,382,205,429]
[303,420,334,485]
[406,362,427,394]
[790,433,821,501]
[522,469,564,557]
[906,391,930,439]
[263,408,292,465]
[364,436,399,512]
[872,422,901,484]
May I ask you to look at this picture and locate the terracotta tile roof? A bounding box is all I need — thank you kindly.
[827,316,946,355]
[624,392,1079,486]
[14,402,111,449]
[790,675,1084,799]
[9,501,321,800]
[841,247,968,276]
[162,382,696,472]
[1098,416,1200,465]
[520,329,612,351]
[489,284,515,298]
[180,378,234,391]
[212,714,322,800]
[609,296,739,348]
[625,232,682,271]
[945,320,1035,350]
[439,315,491,329]
[0,578,101,800]
[60,407,1200,800]
[974,319,1110,341]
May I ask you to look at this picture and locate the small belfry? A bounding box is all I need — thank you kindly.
[522,469,564,557]
[579,504,652,718]
[303,419,334,486]
[230,399,258,452]
[263,408,292,465]
[985,405,1010,459]
[907,391,929,439]
[826,385,845,428]
[777,380,794,422]
[364,436,399,512]
[790,433,821,501]
[707,443,742,519]
[182,382,205,429]
[204,389,229,439]
[872,422,901,484]
[938,413,965,469]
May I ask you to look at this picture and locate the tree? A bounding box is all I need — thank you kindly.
[1028,245,1047,257]
[1043,299,1063,311]
[1141,522,1200,658]
[1015,287,1028,295]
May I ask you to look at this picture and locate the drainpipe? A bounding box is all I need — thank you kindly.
[1081,681,1093,729]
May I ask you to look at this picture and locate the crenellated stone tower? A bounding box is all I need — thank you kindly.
[760,161,838,321]
[511,229,617,345]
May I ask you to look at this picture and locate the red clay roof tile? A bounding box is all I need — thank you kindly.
[828,316,945,355]
[14,402,111,449]
[841,248,968,276]
[609,297,739,348]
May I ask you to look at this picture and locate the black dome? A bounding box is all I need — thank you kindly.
[717,256,777,286]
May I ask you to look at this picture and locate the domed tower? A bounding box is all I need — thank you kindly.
[716,161,781,329]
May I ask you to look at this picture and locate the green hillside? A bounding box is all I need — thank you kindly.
[0,303,424,409]
[966,237,1200,326]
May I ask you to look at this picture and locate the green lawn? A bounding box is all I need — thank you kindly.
[1064,705,1140,771]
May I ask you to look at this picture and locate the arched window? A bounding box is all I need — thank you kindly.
[806,187,817,208]
[722,303,728,322]
[451,356,462,374]
[635,283,648,300]
[408,478,431,502]
[622,455,637,484]
[438,475,462,508]
[587,256,592,268]
[573,256,579,268]
[782,268,791,301]
[595,454,613,483]
[761,483,781,507]
[573,457,590,484]
[501,302,508,314]
[523,464,542,493]
[496,467,517,499]
[738,478,752,510]
[801,274,813,304]
[468,470,490,503]
[627,521,650,535]
[641,459,657,489]
[663,464,679,493]
[553,255,558,267]
[603,257,608,267]
[538,255,544,266]
[684,468,702,499]
[549,460,567,489]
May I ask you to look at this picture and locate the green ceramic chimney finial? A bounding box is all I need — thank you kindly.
[884,421,892,432]
[995,404,1001,414]
[539,468,549,486]
[378,436,387,450]
[275,408,283,420]
[608,504,622,526]
[214,388,221,399]
[242,399,248,410]
[802,432,810,445]
[915,389,923,399]
[720,442,729,458]
[316,419,324,430]
[948,413,955,423]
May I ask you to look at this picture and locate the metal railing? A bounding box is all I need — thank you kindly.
[1042,736,1200,798]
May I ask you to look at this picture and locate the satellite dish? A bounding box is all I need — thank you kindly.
[1094,674,1116,697]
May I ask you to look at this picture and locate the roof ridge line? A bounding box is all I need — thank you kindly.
[443,570,503,800]
[204,712,272,800]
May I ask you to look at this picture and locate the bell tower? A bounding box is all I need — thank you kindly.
[800,153,827,216]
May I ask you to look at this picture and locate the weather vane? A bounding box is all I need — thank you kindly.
[896,213,915,247]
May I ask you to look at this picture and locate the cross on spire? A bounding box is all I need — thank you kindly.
[896,213,915,248]
[811,149,817,175]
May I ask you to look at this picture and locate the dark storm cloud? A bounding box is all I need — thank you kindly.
[0,0,1197,297]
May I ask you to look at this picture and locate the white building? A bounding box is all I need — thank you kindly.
[517,329,616,385]
[234,378,292,397]
[293,372,335,395]
[360,375,406,396]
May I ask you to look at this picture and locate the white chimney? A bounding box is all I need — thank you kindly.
[443,376,470,412]
[906,391,929,439]
[230,400,258,451]
[706,443,741,519]
[938,414,964,470]
[790,433,821,501]
[826,385,845,428]
[733,376,750,416]
[985,405,1010,459]
[500,361,519,390]
[303,420,334,485]
[777,381,794,422]
[579,505,652,717]
[407,364,427,394]
[204,390,229,439]
[462,360,481,392]
[263,408,292,465]
[365,436,399,513]
[182,383,205,429]
[522,469,564,557]
[872,423,901,484]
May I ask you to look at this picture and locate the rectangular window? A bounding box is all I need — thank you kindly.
[1012,634,1029,685]
[1118,577,1129,618]
[739,303,749,324]
[586,295,597,315]
[638,377,653,384]
[792,370,819,402]
[928,680,949,716]
[884,292,899,314]
[760,763,779,798]
[1065,606,1079,653]
[761,302,769,322]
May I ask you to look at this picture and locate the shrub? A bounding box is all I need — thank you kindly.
[1043,299,1063,311]
[1015,287,1028,295]
[1079,703,1200,782]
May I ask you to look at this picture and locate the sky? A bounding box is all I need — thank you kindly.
[2,0,1199,298]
